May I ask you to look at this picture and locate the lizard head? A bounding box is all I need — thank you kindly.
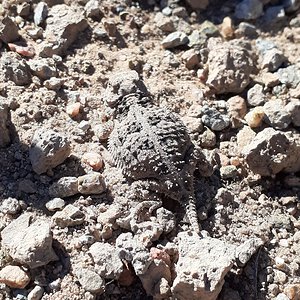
[104,70,149,108]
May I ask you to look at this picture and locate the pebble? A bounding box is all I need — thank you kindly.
[154,13,175,33]
[52,204,85,227]
[84,0,101,19]
[235,22,257,38]
[161,31,189,49]
[263,99,291,129]
[220,165,238,179]
[181,49,199,69]
[201,106,230,131]
[276,65,300,88]
[261,48,287,72]
[227,95,247,128]
[278,239,289,248]
[247,84,267,106]
[199,20,219,37]
[44,77,64,91]
[188,30,207,48]
[29,129,71,175]
[259,72,280,87]
[49,177,79,198]
[45,198,66,211]
[286,99,300,126]
[199,127,216,148]
[274,269,287,284]
[76,268,105,294]
[34,2,48,26]
[0,265,30,289]
[0,197,20,214]
[78,120,90,131]
[81,152,103,171]
[244,106,265,128]
[77,172,106,194]
[235,0,263,20]
[27,286,44,300]
[66,102,81,118]
[220,17,234,39]
[268,283,279,297]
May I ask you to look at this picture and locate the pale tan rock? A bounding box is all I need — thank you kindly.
[66,102,81,118]
[236,126,256,151]
[0,265,30,288]
[181,49,199,69]
[82,152,103,171]
[244,106,265,128]
[78,172,106,194]
[227,96,247,128]
[220,17,234,39]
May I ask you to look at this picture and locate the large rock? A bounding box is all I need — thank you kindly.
[0,17,20,43]
[39,4,88,57]
[1,213,58,268]
[206,39,253,94]
[29,129,71,174]
[171,232,236,300]
[0,52,32,86]
[243,128,300,176]
[0,103,11,147]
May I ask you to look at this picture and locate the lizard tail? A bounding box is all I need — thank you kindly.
[186,194,200,234]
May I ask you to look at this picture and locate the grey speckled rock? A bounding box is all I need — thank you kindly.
[201,106,230,131]
[247,84,267,106]
[161,31,189,49]
[276,65,300,88]
[1,213,58,268]
[29,129,71,175]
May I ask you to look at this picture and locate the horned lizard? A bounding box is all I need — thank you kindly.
[104,71,210,233]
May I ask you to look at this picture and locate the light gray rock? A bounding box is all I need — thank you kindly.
[0,52,31,86]
[0,197,20,215]
[243,128,300,176]
[286,99,300,126]
[27,286,44,300]
[77,172,106,195]
[276,65,300,88]
[161,31,189,49]
[116,232,151,276]
[236,22,257,38]
[39,4,88,57]
[75,268,105,294]
[0,103,11,147]
[220,165,238,179]
[0,17,20,43]
[45,198,65,211]
[261,48,287,72]
[29,129,71,175]
[247,84,267,106]
[1,213,58,268]
[263,99,291,129]
[171,232,236,300]
[28,58,57,80]
[235,0,263,20]
[49,177,78,198]
[206,40,253,94]
[89,242,123,279]
[52,204,85,227]
[201,106,230,131]
[34,2,48,26]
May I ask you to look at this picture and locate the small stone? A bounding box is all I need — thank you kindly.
[259,72,280,87]
[78,120,90,131]
[247,84,267,106]
[268,283,279,297]
[227,96,247,128]
[75,268,105,294]
[286,99,300,126]
[263,99,291,129]
[84,0,101,19]
[284,284,300,300]
[275,293,289,300]
[181,116,203,135]
[237,126,256,150]
[29,129,71,175]
[172,7,188,18]
[201,106,230,131]
[82,152,103,171]
[199,127,216,148]
[45,198,65,211]
[161,31,189,49]
[278,239,289,248]
[27,27,43,40]
[93,121,114,140]
[0,197,20,215]
[0,266,30,289]
[181,49,199,69]
[274,269,287,283]
[34,2,48,26]
[1,213,58,268]
[235,0,263,20]
[66,103,81,118]
[220,165,238,179]
[49,177,79,198]
[244,106,265,128]
[27,286,44,300]
[52,204,85,227]
[0,17,20,43]
[18,179,36,194]
[235,22,257,38]
[89,242,123,279]
[17,3,31,17]
[199,20,219,37]
[220,17,234,39]
[188,30,207,48]
[77,173,106,195]
[261,48,287,72]
[44,77,64,91]
[154,13,175,33]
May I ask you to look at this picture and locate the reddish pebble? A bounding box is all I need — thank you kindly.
[66,103,81,118]
[8,43,35,57]
[82,152,103,171]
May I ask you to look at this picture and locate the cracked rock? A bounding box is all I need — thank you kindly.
[243,128,300,176]
[29,129,71,175]
[39,4,88,57]
[89,242,123,279]
[171,232,236,300]
[1,213,58,268]
[206,39,253,94]
[52,204,85,227]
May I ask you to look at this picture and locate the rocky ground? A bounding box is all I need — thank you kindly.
[0,0,300,299]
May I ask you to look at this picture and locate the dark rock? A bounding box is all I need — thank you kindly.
[0,17,20,43]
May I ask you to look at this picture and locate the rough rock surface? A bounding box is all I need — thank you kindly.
[172,232,236,300]
[0,17,20,43]
[0,265,30,289]
[0,103,11,147]
[206,39,253,94]
[1,213,58,268]
[29,129,71,174]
